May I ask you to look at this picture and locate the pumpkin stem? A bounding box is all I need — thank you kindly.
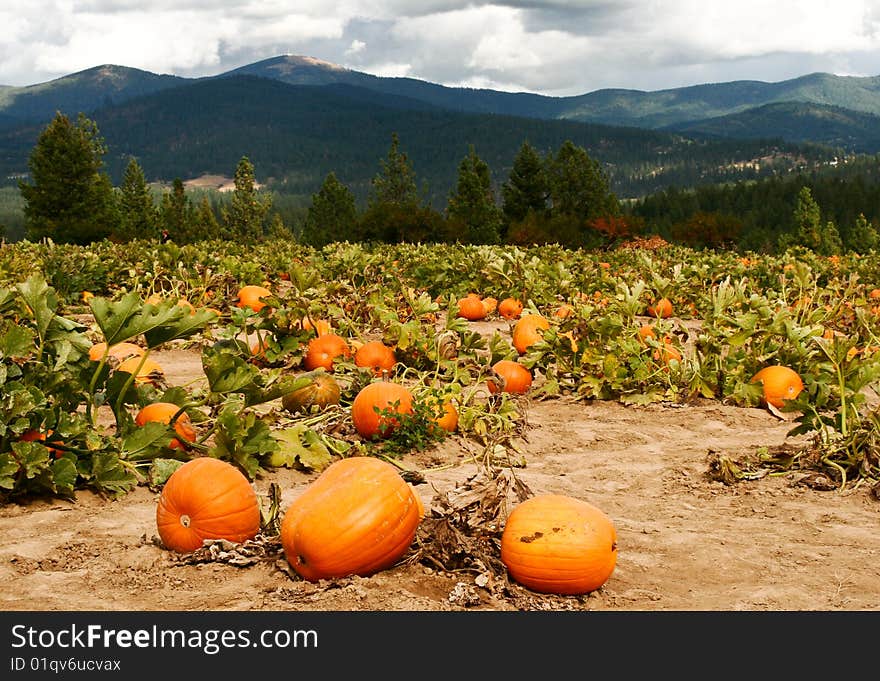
[179,514,191,528]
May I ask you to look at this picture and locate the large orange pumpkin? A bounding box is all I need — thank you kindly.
[135,402,197,450]
[116,356,164,386]
[303,333,351,372]
[457,295,487,321]
[500,494,618,595]
[750,365,804,408]
[354,340,397,377]
[88,341,145,363]
[280,456,422,581]
[281,372,342,414]
[512,313,550,354]
[498,297,524,320]
[236,285,272,312]
[156,458,261,553]
[487,359,533,395]
[351,381,414,439]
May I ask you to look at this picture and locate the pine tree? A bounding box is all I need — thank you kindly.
[368,132,419,209]
[116,157,157,241]
[158,179,193,241]
[302,172,359,247]
[782,186,823,251]
[501,141,549,226]
[847,213,879,253]
[192,195,221,241]
[546,140,619,221]
[446,145,502,244]
[222,156,272,241]
[19,112,118,244]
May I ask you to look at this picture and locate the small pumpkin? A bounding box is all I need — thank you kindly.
[303,333,351,372]
[156,458,261,553]
[457,294,487,321]
[425,397,459,434]
[481,296,498,315]
[19,429,64,458]
[280,456,422,581]
[512,313,550,354]
[487,359,532,395]
[354,340,397,377]
[500,494,618,595]
[281,371,342,414]
[647,297,673,319]
[135,402,197,450]
[236,285,272,312]
[351,381,414,439]
[750,365,804,408]
[498,297,524,320]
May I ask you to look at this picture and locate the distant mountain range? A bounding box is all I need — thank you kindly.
[0,55,875,202]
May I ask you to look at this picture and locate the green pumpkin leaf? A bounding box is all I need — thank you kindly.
[16,274,58,341]
[268,424,332,471]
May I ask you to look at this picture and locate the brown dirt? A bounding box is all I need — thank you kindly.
[2,343,879,613]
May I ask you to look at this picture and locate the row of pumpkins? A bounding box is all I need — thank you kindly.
[157,455,619,596]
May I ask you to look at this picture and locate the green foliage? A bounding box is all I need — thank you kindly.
[221,156,272,241]
[446,145,502,244]
[19,112,118,244]
[117,157,158,242]
[501,140,549,228]
[301,172,358,247]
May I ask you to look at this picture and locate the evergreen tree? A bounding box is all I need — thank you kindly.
[19,112,118,244]
[501,141,549,226]
[781,186,823,251]
[546,140,619,221]
[117,157,157,241]
[368,132,419,209]
[158,179,193,242]
[192,195,221,241]
[446,145,502,244]
[847,213,879,253]
[302,172,359,247]
[222,156,272,241]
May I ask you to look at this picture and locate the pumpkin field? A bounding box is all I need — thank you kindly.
[1,238,879,611]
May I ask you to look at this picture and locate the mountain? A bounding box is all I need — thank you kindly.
[666,102,880,153]
[0,74,837,204]
[0,64,188,127]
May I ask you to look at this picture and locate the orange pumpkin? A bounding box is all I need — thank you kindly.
[652,338,682,366]
[19,429,64,458]
[156,458,261,553]
[88,341,145,363]
[135,402,197,450]
[647,297,673,318]
[303,333,351,372]
[481,297,498,315]
[281,372,342,414]
[280,456,422,581]
[116,356,164,386]
[750,365,804,408]
[426,397,459,433]
[512,313,550,355]
[500,494,618,595]
[457,294,487,321]
[236,285,272,312]
[498,297,524,320]
[354,340,397,377]
[298,316,332,336]
[487,359,532,395]
[351,381,414,439]
[637,324,656,345]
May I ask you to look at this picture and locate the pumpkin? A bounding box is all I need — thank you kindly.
[637,324,656,345]
[236,285,272,312]
[647,297,673,318]
[481,296,498,315]
[498,297,524,320]
[281,372,342,414]
[116,356,164,386]
[652,338,682,366]
[88,341,144,363]
[512,313,550,354]
[351,381,414,439]
[280,456,422,581]
[500,494,618,595]
[426,397,458,433]
[303,333,351,371]
[750,365,804,408]
[298,316,332,336]
[554,303,574,319]
[135,402,197,450]
[354,340,397,377]
[156,458,261,553]
[19,429,64,458]
[487,359,532,395]
[457,294,487,321]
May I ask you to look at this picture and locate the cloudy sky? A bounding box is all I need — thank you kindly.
[3,1,880,95]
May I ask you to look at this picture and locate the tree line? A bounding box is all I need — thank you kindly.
[9,110,880,254]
